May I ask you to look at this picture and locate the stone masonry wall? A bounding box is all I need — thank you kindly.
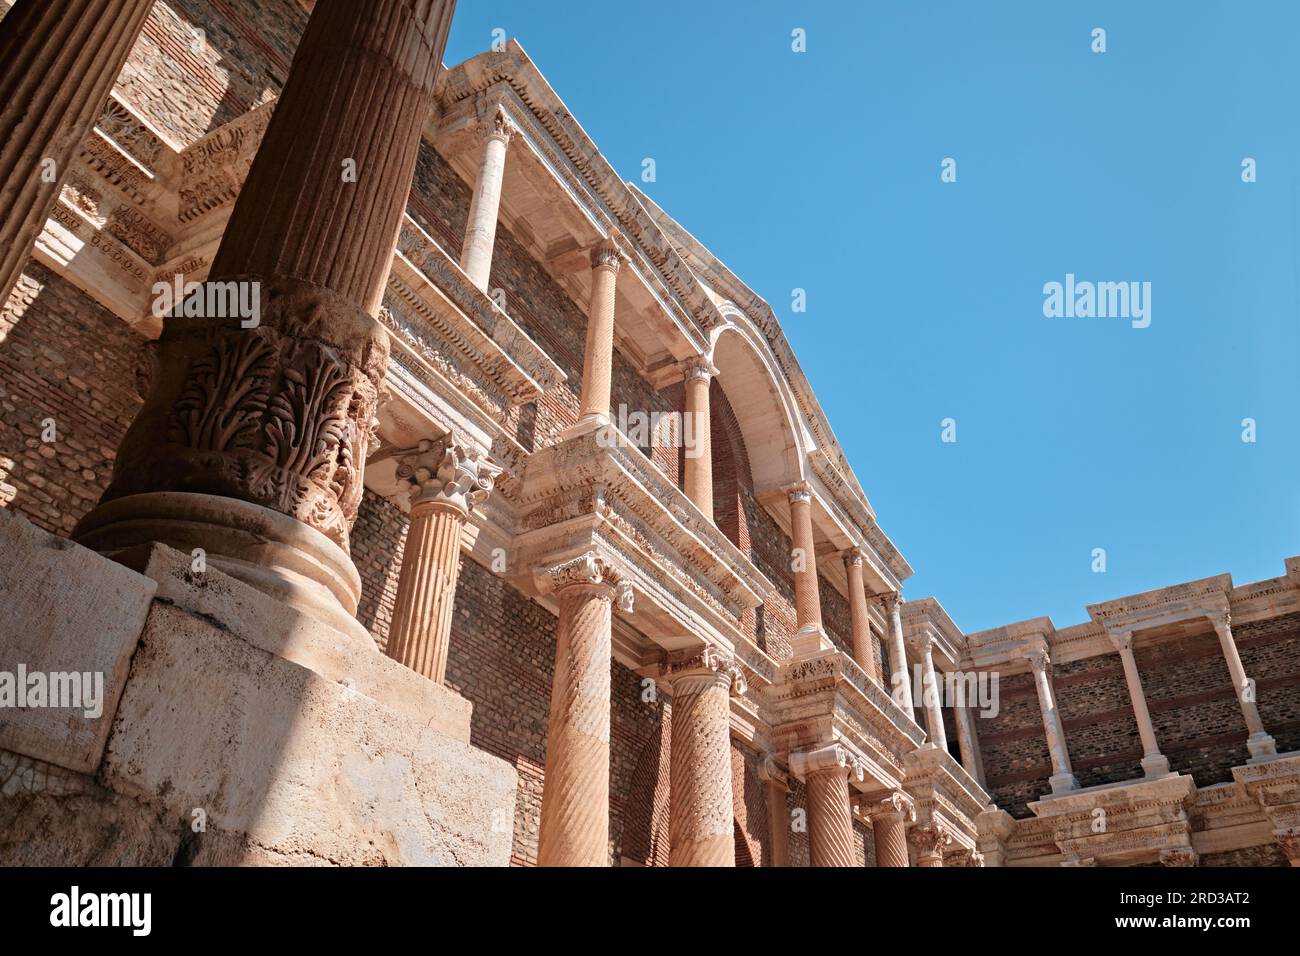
[973,670,1053,818]
[0,264,144,537]
[1054,654,1144,789]
[1236,611,1300,756]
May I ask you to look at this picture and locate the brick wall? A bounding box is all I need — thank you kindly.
[973,670,1053,818]
[1055,654,1144,788]
[0,264,144,537]
[1236,611,1300,756]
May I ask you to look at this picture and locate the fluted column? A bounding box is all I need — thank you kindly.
[0,0,154,307]
[914,635,948,751]
[536,553,631,867]
[662,647,745,867]
[867,793,914,867]
[1211,612,1277,759]
[384,438,501,683]
[459,105,516,291]
[791,744,863,867]
[909,823,953,868]
[844,550,880,682]
[1024,647,1078,793]
[73,0,457,643]
[575,237,624,428]
[1107,630,1170,777]
[681,359,716,521]
[879,591,914,712]
[788,482,832,655]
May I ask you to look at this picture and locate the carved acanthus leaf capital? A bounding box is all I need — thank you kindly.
[396,436,502,516]
[539,551,633,611]
[590,234,626,272]
[786,480,812,506]
[681,356,718,382]
[843,548,865,570]
[484,103,517,144]
[908,823,954,856]
[660,645,746,696]
[866,791,916,824]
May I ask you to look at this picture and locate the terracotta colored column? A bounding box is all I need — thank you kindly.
[787,482,831,654]
[384,438,501,683]
[536,553,631,867]
[459,105,515,291]
[1024,648,1078,793]
[681,359,716,520]
[662,647,744,867]
[867,793,914,868]
[576,236,624,428]
[844,550,879,682]
[1107,630,1171,777]
[1211,612,1277,760]
[880,591,914,712]
[758,757,791,867]
[791,744,862,867]
[914,635,948,751]
[909,823,952,868]
[0,0,154,307]
[73,0,457,643]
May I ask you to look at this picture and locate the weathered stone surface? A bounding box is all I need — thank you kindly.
[0,509,155,773]
[102,600,515,866]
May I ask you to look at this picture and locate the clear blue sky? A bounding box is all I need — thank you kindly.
[445,1,1300,633]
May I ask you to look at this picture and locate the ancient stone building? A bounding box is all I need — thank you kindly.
[0,0,1296,867]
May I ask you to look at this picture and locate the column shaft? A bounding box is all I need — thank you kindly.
[537,579,614,866]
[384,502,464,683]
[1213,616,1277,758]
[682,366,714,520]
[884,594,914,712]
[872,811,911,868]
[764,779,791,867]
[1110,633,1170,777]
[787,485,827,655]
[1026,649,1077,792]
[459,108,513,291]
[845,553,879,681]
[919,640,948,751]
[805,768,856,867]
[667,669,736,867]
[577,240,622,424]
[955,704,984,783]
[0,0,154,306]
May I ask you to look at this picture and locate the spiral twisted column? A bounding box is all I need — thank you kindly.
[790,744,864,867]
[0,0,154,306]
[662,647,745,866]
[536,553,632,866]
[866,792,914,868]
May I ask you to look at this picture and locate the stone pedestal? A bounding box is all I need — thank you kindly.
[536,553,630,867]
[72,0,457,641]
[459,105,515,291]
[662,648,744,867]
[0,0,154,307]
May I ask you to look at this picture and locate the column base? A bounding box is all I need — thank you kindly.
[559,413,609,442]
[1246,732,1279,762]
[1140,754,1171,778]
[72,491,370,644]
[1049,771,1079,794]
[789,626,836,657]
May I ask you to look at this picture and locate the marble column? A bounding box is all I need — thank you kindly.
[681,359,716,521]
[954,701,986,785]
[909,823,952,868]
[574,236,624,429]
[787,482,831,655]
[757,757,791,867]
[459,104,516,292]
[1107,630,1171,778]
[880,591,914,712]
[384,438,501,684]
[662,647,745,867]
[844,550,880,682]
[915,635,948,751]
[72,0,457,643]
[1211,612,1277,760]
[536,553,631,867]
[867,792,914,868]
[1025,647,1078,793]
[0,0,155,307]
[791,744,862,868]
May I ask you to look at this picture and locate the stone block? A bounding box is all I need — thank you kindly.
[0,508,155,772]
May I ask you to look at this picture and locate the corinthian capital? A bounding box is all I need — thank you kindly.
[590,234,626,272]
[660,645,747,696]
[786,481,812,505]
[484,103,517,144]
[681,357,718,382]
[396,437,502,516]
[866,791,916,824]
[538,551,634,611]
